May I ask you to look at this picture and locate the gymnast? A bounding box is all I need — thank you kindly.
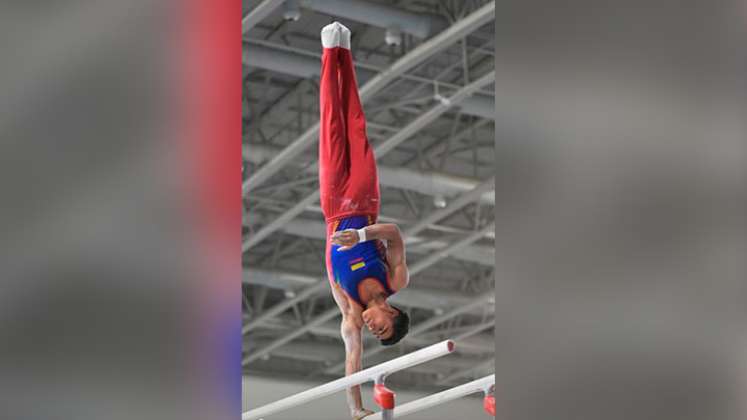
[318,21,411,420]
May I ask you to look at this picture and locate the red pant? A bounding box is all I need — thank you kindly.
[318,47,380,225]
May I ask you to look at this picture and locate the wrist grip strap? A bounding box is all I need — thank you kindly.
[357,227,367,242]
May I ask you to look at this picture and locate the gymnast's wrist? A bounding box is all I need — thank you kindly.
[356,227,367,242]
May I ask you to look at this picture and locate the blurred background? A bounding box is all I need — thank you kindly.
[1,0,745,419]
[0,0,240,419]
[241,1,496,418]
[493,1,746,420]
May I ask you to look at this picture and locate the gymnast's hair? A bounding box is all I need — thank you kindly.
[380,305,409,346]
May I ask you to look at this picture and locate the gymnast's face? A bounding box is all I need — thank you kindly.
[361,306,395,340]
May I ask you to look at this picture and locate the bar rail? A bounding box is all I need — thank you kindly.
[369,374,495,419]
[242,340,455,420]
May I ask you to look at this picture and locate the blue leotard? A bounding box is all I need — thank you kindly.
[329,215,393,307]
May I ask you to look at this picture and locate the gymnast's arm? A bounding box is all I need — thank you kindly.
[340,316,373,419]
[363,224,409,291]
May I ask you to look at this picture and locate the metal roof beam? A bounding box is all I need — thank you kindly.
[404,178,495,238]
[241,268,486,313]
[242,44,495,120]
[243,143,495,206]
[243,2,495,193]
[410,222,495,275]
[322,292,494,374]
[244,217,495,266]
[242,0,284,35]
[242,71,495,252]
[301,0,447,38]
[257,320,495,355]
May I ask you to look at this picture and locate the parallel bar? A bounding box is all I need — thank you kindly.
[368,375,495,419]
[242,340,456,420]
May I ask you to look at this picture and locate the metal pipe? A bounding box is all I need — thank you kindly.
[242,72,495,252]
[242,340,456,420]
[258,320,494,354]
[242,267,320,290]
[243,2,495,193]
[404,177,495,238]
[242,44,321,79]
[458,93,494,120]
[243,38,495,97]
[243,142,495,204]
[301,0,446,38]
[244,215,495,266]
[409,221,495,275]
[242,43,496,120]
[242,267,488,311]
[323,294,494,374]
[242,280,328,334]
[242,0,285,34]
[241,191,319,252]
[374,71,495,157]
[242,306,339,365]
[357,2,494,102]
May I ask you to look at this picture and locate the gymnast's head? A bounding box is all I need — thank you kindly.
[362,303,409,346]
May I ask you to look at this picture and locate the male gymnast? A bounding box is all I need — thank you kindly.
[318,22,411,420]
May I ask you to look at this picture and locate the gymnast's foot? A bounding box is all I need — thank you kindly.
[351,408,374,420]
[321,21,351,50]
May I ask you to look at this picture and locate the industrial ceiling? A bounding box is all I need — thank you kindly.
[242,0,495,390]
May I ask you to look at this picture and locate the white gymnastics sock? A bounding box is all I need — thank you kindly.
[321,21,350,49]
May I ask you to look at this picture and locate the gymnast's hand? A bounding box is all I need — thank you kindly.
[351,408,374,419]
[332,229,360,250]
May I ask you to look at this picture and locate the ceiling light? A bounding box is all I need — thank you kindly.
[283,0,301,21]
[433,194,447,208]
[385,25,402,46]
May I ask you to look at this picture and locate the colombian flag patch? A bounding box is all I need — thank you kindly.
[350,257,365,271]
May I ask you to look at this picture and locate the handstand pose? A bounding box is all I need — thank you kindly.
[319,22,411,420]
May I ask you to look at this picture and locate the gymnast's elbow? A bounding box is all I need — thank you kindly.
[367,223,402,242]
[390,264,409,291]
[340,318,362,349]
[385,223,403,241]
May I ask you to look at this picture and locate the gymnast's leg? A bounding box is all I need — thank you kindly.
[318,23,349,224]
[337,41,380,221]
